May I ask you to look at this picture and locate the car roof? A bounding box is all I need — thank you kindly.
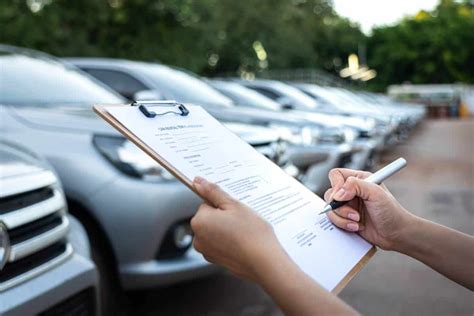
[232,78,282,86]
[63,57,200,79]
[64,57,161,69]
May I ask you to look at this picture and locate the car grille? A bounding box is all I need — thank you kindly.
[0,187,54,215]
[9,213,63,244]
[0,170,71,291]
[39,287,96,316]
[0,242,67,284]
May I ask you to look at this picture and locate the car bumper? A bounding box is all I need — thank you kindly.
[286,146,329,169]
[0,214,99,315]
[120,248,221,289]
[0,254,99,315]
[348,138,381,171]
[292,143,355,195]
[84,178,218,290]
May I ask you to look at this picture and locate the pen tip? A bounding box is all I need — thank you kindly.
[318,204,332,215]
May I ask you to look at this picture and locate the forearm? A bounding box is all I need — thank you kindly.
[394,214,474,290]
[254,250,358,316]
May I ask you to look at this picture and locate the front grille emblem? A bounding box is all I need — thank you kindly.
[0,221,11,271]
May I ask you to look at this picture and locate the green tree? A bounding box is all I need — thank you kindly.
[367,0,474,91]
[0,0,365,77]
[0,0,218,72]
[205,0,364,75]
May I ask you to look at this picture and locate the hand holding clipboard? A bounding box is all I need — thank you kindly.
[94,101,375,293]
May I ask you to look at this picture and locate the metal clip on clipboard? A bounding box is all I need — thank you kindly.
[131,100,189,118]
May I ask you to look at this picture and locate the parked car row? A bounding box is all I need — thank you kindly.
[0,44,425,315]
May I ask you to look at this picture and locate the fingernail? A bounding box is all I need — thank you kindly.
[194,176,206,185]
[346,223,359,231]
[328,189,335,201]
[334,188,346,200]
[348,212,360,221]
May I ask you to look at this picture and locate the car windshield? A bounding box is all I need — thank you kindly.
[0,52,124,106]
[138,64,233,108]
[212,82,281,111]
[328,88,381,113]
[270,81,318,110]
[302,85,360,112]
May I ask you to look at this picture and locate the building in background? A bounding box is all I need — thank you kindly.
[388,84,474,118]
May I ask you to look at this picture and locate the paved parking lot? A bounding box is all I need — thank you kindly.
[125,119,474,316]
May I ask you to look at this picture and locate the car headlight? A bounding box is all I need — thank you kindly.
[317,127,346,144]
[270,125,319,146]
[359,118,377,137]
[301,126,318,145]
[343,128,358,143]
[93,135,175,181]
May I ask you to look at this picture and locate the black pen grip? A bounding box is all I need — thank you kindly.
[329,200,348,211]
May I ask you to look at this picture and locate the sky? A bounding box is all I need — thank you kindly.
[332,0,439,34]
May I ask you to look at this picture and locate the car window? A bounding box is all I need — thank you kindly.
[270,82,318,110]
[213,83,281,111]
[300,87,334,107]
[246,87,281,100]
[305,87,352,111]
[139,65,234,108]
[82,69,148,100]
[0,53,124,106]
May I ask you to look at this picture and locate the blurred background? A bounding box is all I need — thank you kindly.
[0,0,472,315]
[1,0,473,88]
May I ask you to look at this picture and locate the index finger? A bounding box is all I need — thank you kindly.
[193,177,235,209]
[328,168,372,193]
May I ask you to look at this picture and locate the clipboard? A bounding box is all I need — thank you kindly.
[94,101,196,193]
[94,101,376,294]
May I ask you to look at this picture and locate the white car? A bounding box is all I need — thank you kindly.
[0,139,99,315]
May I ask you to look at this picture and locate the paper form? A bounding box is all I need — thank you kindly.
[105,104,373,291]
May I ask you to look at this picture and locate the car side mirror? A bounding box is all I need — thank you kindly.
[276,96,294,110]
[133,90,165,101]
[281,103,294,110]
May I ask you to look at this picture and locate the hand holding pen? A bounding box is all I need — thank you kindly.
[321,158,411,250]
[321,160,474,290]
[320,158,407,215]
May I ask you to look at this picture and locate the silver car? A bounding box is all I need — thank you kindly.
[65,58,364,194]
[293,83,400,142]
[0,140,99,315]
[0,46,288,295]
[210,79,384,171]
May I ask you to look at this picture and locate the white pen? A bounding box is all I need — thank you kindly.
[318,157,407,215]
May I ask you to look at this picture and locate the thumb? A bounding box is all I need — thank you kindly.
[193,177,236,209]
[333,176,382,202]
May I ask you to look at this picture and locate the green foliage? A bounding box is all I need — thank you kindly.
[0,0,363,75]
[1,0,472,90]
[367,0,474,91]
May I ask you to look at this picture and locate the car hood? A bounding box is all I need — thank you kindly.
[0,139,46,179]
[5,104,280,145]
[4,104,122,135]
[202,104,334,129]
[222,122,279,144]
[289,110,375,132]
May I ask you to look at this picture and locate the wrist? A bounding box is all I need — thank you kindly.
[389,212,424,253]
[251,243,295,285]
